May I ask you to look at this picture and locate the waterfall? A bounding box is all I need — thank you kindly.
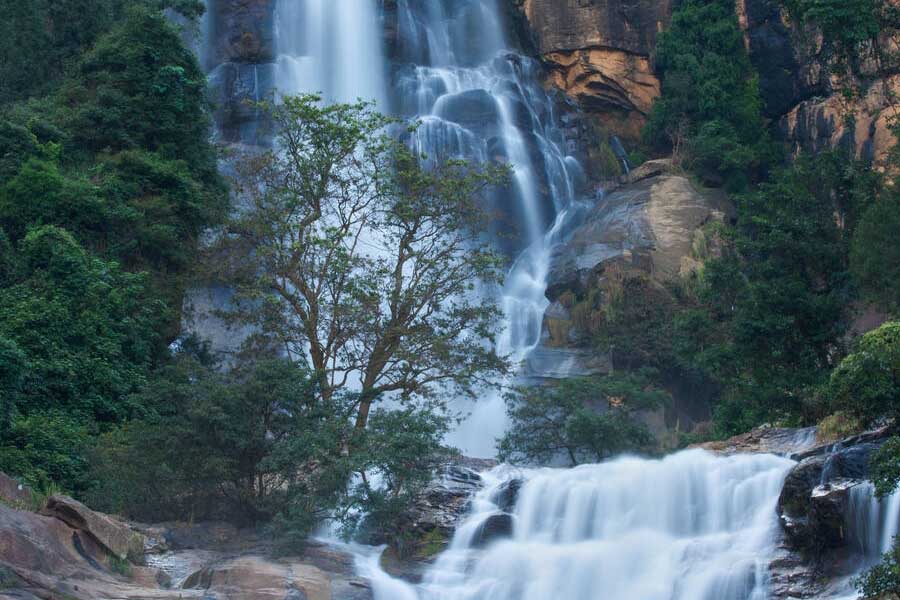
[362,450,797,600]
[392,0,584,456]
[275,0,387,106]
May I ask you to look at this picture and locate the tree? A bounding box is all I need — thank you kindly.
[673,153,871,434]
[88,350,354,526]
[856,537,900,598]
[216,95,509,429]
[332,407,450,550]
[784,0,900,85]
[829,321,900,427]
[0,0,207,105]
[851,195,900,312]
[0,226,162,492]
[643,0,772,189]
[498,372,668,466]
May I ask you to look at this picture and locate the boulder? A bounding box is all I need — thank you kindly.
[41,495,145,561]
[696,425,819,456]
[546,173,725,298]
[470,513,515,548]
[493,479,523,513]
[183,556,337,600]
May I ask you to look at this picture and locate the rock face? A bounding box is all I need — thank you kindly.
[516,0,896,163]
[546,164,726,299]
[0,482,372,600]
[514,0,671,140]
[41,494,146,561]
[205,0,276,144]
[781,76,900,166]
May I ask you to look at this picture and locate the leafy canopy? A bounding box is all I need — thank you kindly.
[216,94,509,429]
[498,371,669,466]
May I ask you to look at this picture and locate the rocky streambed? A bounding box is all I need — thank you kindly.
[0,427,895,600]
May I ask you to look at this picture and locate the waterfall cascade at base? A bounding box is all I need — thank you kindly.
[363,450,797,600]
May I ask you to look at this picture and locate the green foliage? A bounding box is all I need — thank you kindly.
[856,536,900,598]
[674,154,872,435]
[0,411,91,495]
[851,195,900,312]
[784,0,900,83]
[0,1,223,495]
[871,437,900,500]
[498,372,669,466]
[218,94,508,430]
[337,408,451,548]
[88,351,339,524]
[90,347,451,552]
[829,321,900,426]
[644,0,772,189]
[0,227,161,421]
[0,0,207,105]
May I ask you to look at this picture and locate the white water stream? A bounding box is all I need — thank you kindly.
[392,0,583,456]
[361,450,797,600]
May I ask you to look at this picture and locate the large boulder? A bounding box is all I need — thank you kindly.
[470,513,515,548]
[41,495,145,562]
[182,555,365,600]
[546,171,726,298]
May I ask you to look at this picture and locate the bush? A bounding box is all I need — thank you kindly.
[498,372,669,466]
[643,0,772,189]
[829,321,900,426]
[856,536,900,598]
[851,196,900,312]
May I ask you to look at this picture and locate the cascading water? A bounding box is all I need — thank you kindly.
[392,0,584,456]
[275,0,387,105]
[361,450,797,600]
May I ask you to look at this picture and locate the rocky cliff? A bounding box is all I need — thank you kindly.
[511,0,670,141]
[513,0,898,164]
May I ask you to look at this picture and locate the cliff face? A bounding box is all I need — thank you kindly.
[206,0,276,145]
[513,0,670,141]
[515,0,897,164]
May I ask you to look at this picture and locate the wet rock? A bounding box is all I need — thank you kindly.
[208,0,276,65]
[493,479,523,513]
[471,513,515,548]
[695,425,819,456]
[41,495,145,561]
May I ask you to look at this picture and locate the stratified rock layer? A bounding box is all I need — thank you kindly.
[515,0,671,140]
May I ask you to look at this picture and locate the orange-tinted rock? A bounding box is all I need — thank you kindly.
[515,0,671,141]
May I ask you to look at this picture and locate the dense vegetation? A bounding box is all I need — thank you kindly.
[0,0,502,551]
[0,2,224,495]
